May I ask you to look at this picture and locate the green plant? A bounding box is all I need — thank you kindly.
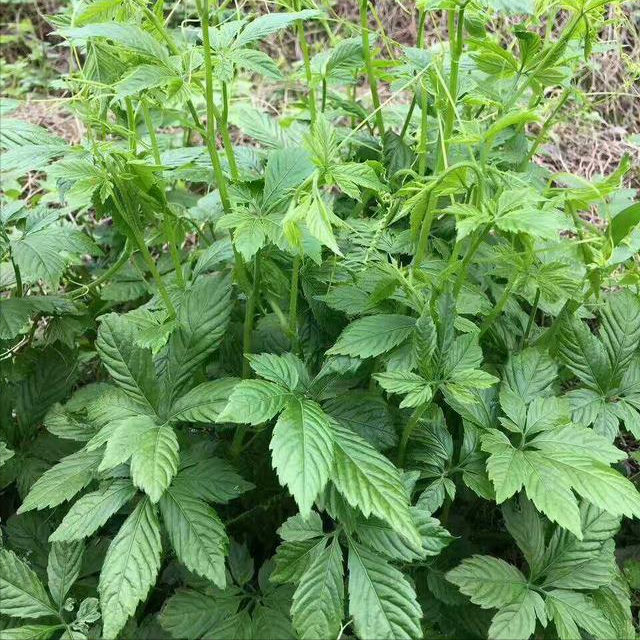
[1,0,639,639]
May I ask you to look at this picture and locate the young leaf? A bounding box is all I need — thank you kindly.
[270,398,334,517]
[99,498,162,639]
[159,486,228,588]
[348,541,422,640]
[49,480,136,542]
[47,541,84,608]
[0,549,57,619]
[291,538,344,640]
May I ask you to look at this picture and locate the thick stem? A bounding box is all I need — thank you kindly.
[219,82,239,180]
[11,258,23,297]
[418,78,429,175]
[479,278,515,339]
[289,255,301,353]
[398,402,430,466]
[436,5,465,171]
[125,98,137,154]
[70,242,131,299]
[452,223,491,297]
[141,99,161,164]
[242,252,262,379]
[567,200,600,299]
[522,287,540,346]
[321,79,327,112]
[295,0,317,124]
[360,0,384,135]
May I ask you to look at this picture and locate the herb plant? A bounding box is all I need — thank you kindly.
[1,0,639,639]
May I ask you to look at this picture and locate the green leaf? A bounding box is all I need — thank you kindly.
[49,479,136,542]
[99,498,162,639]
[502,497,545,577]
[0,296,76,340]
[607,201,640,247]
[271,538,327,584]
[171,458,253,504]
[542,504,619,590]
[18,449,102,513]
[159,486,228,588]
[489,590,545,640]
[291,538,344,640]
[328,314,416,359]
[231,48,283,80]
[11,225,96,288]
[0,625,60,640]
[58,23,168,61]
[599,290,640,386]
[262,148,315,213]
[129,424,180,503]
[114,63,177,98]
[331,421,420,546]
[446,555,528,609]
[277,512,324,542]
[0,549,57,619]
[168,378,239,423]
[159,589,240,640]
[218,380,290,425]
[270,398,334,517]
[347,541,422,640]
[96,313,160,414]
[374,372,432,409]
[503,347,557,403]
[235,10,323,47]
[546,589,615,640]
[163,274,232,403]
[555,315,610,393]
[47,541,84,608]
[246,352,306,390]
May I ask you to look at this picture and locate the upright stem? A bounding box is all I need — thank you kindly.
[522,287,540,346]
[399,10,426,140]
[220,82,239,180]
[289,256,301,353]
[479,278,515,339]
[295,0,317,124]
[360,0,384,135]
[11,258,23,297]
[141,99,161,164]
[418,78,429,175]
[242,253,262,379]
[398,402,430,466]
[436,5,465,171]
[125,98,137,154]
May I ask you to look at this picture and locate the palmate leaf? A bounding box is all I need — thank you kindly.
[271,537,327,584]
[0,549,57,619]
[99,498,162,639]
[171,458,253,504]
[348,541,422,640]
[0,296,77,340]
[168,378,239,423]
[488,590,545,640]
[262,147,315,213]
[114,63,178,98]
[159,486,228,588]
[47,541,84,608]
[96,314,160,414]
[328,314,417,359]
[49,479,136,542]
[546,589,615,640]
[234,10,323,47]
[502,347,557,403]
[162,274,232,403]
[159,589,240,640]
[447,555,529,609]
[18,448,102,513]
[270,398,334,517]
[331,421,420,546]
[219,379,290,425]
[291,538,344,640]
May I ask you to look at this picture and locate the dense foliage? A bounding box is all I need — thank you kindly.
[1,0,639,638]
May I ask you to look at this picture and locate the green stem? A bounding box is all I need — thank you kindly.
[321,79,327,112]
[141,99,161,164]
[522,287,540,346]
[289,255,301,353]
[360,0,384,135]
[11,258,23,297]
[220,82,239,180]
[478,278,515,339]
[398,402,430,466]
[567,200,600,299]
[125,97,137,153]
[518,87,570,171]
[242,252,262,379]
[436,4,465,171]
[70,241,132,299]
[418,78,429,175]
[295,0,317,124]
[452,223,491,297]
